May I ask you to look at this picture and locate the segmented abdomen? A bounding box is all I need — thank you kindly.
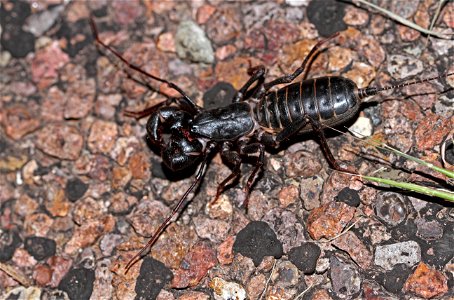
[255,76,360,132]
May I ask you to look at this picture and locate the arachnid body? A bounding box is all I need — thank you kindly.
[89,19,453,272]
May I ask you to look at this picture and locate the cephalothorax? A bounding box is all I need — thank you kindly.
[90,19,452,272]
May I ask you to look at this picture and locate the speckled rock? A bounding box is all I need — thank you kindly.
[175,20,214,64]
[374,240,421,271]
[262,208,306,253]
[127,200,170,237]
[24,213,54,237]
[193,215,230,243]
[65,177,89,202]
[403,262,448,299]
[299,175,324,211]
[171,241,217,288]
[47,256,73,288]
[35,124,83,160]
[72,197,105,225]
[88,120,118,154]
[306,201,356,240]
[31,41,69,89]
[64,215,115,254]
[209,277,246,300]
[331,231,372,269]
[2,104,41,140]
[217,236,235,265]
[329,255,361,299]
[0,230,22,262]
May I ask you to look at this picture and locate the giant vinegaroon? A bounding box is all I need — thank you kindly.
[89,19,453,272]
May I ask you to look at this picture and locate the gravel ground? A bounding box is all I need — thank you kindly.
[1,1,453,299]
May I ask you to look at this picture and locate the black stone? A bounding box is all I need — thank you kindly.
[65,177,88,202]
[1,1,35,58]
[307,0,347,37]
[203,82,236,110]
[1,27,35,58]
[135,257,173,300]
[382,263,411,294]
[0,230,22,262]
[58,267,95,300]
[233,221,283,267]
[24,236,56,261]
[288,242,321,274]
[336,187,361,207]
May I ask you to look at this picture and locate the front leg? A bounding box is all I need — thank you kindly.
[232,65,266,102]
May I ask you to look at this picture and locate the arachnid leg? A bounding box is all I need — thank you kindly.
[125,142,217,273]
[232,65,266,102]
[263,33,339,91]
[210,143,242,206]
[241,143,265,211]
[90,18,201,115]
[304,115,351,173]
[124,97,199,120]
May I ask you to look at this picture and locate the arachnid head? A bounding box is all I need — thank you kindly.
[162,133,203,171]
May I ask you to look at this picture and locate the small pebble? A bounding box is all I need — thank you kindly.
[307,0,347,37]
[65,177,89,202]
[306,201,356,240]
[349,116,373,138]
[233,221,283,267]
[288,242,321,274]
[329,255,361,298]
[36,124,83,160]
[24,236,56,261]
[171,242,217,288]
[135,257,173,300]
[0,230,22,262]
[374,240,421,271]
[331,231,373,269]
[403,262,448,298]
[209,277,246,300]
[58,267,95,300]
[336,187,361,207]
[176,20,214,64]
[87,120,118,154]
[299,175,324,211]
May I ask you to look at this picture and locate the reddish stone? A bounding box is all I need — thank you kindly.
[278,184,298,208]
[331,231,372,269]
[177,291,210,300]
[415,114,453,151]
[35,123,83,160]
[157,32,176,53]
[343,6,369,26]
[215,44,237,61]
[397,24,421,42]
[88,120,118,154]
[344,62,376,88]
[31,41,69,90]
[64,78,96,119]
[45,187,71,217]
[306,202,356,240]
[109,192,137,214]
[442,3,454,28]
[403,262,448,298]
[95,94,122,120]
[196,4,216,24]
[112,0,144,25]
[327,46,354,72]
[33,264,53,286]
[312,289,333,300]
[127,151,151,180]
[14,194,39,217]
[64,215,115,254]
[72,197,104,225]
[41,86,65,121]
[24,213,54,237]
[206,7,242,45]
[12,248,37,268]
[112,166,132,190]
[171,242,217,288]
[217,236,235,265]
[47,256,73,288]
[127,200,170,238]
[246,274,266,300]
[2,104,41,140]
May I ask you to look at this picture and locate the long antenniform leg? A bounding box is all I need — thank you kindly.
[125,143,217,273]
[89,17,201,117]
[263,32,339,91]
